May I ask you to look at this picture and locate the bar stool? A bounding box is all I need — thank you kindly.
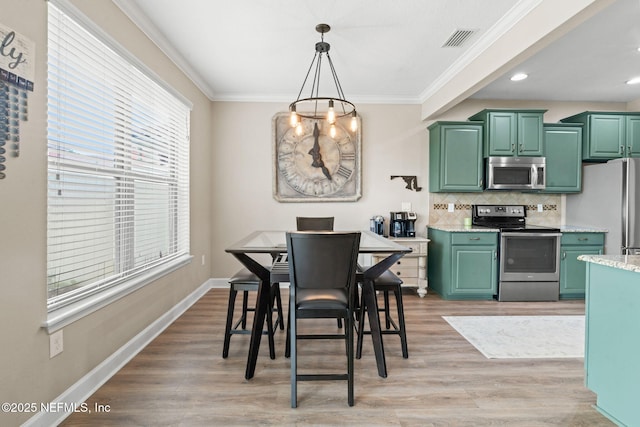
[356,269,408,359]
[222,267,284,359]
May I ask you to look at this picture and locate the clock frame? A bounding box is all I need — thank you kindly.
[272,112,362,202]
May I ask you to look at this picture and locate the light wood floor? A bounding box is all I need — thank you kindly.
[61,288,612,426]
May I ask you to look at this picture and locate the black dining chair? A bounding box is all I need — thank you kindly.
[356,269,409,360]
[222,266,284,359]
[286,231,361,408]
[295,216,343,328]
[296,216,335,231]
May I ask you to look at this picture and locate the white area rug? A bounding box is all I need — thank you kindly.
[442,315,585,359]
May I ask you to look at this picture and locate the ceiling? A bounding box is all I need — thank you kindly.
[114,0,640,114]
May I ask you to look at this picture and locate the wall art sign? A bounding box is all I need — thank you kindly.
[0,23,35,179]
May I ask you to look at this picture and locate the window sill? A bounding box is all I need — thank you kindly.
[43,254,193,334]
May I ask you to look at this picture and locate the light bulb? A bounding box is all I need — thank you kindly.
[295,123,303,136]
[330,123,337,138]
[350,113,358,132]
[289,109,298,127]
[327,100,336,124]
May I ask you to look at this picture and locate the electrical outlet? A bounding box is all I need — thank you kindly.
[50,330,63,358]
[537,204,543,213]
[448,203,455,213]
[201,254,205,266]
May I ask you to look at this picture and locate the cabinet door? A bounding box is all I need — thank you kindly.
[486,112,516,156]
[543,126,582,193]
[517,112,544,156]
[435,125,483,192]
[560,246,603,298]
[451,245,497,296]
[588,114,625,159]
[625,115,640,157]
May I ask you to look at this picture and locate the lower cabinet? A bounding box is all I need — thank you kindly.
[427,228,498,300]
[372,236,429,297]
[560,232,604,299]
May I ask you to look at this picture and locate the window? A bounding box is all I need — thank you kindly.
[46,0,191,320]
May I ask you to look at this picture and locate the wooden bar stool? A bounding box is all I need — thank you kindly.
[222,267,284,359]
[356,270,408,359]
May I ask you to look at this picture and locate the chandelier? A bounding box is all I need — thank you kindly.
[289,23,357,138]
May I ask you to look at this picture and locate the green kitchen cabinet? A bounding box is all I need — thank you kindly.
[427,228,498,300]
[468,109,546,157]
[428,121,484,192]
[560,111,640,160]
[560,232,604,299]
[543,124,582,193]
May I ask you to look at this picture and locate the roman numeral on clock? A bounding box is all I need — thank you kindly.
[337,165,352,179]
[341,152,355,161]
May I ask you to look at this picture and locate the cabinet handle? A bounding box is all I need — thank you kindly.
[396,271,401,276]
[621,145,624,154]
[511,143,515,152]
[519,143,523,152]
[469,237,480,240]
[562,251,566,260]
[628,146,632,155]
[396,261,402,265]
[578,237,588,241]
[479,178,483,187]
[493,251,497,260]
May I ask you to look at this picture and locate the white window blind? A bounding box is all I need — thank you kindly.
[47,1,190,312]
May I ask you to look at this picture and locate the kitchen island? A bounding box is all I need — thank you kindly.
[579,254,640,427]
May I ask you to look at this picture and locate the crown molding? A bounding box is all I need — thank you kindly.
[112,0,217,100]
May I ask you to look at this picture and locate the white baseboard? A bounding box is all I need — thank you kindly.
[23,279,215,427]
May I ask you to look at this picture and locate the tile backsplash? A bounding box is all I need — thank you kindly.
[429,192,561,226]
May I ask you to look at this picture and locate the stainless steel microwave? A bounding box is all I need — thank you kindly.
[486,156,546,190]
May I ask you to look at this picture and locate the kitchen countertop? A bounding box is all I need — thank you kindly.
[428,224,607,233]
[427,225,498,232]
[578,254,640,273]
[559,225,608,233]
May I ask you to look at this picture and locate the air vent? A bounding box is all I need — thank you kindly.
[442,29,477,48]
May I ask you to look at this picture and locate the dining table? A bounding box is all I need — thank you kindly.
[225,230,412,380]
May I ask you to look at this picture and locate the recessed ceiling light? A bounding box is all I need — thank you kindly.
[510,73,528,81]
[626,76,640,85]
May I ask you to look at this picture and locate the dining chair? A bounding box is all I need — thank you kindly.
[286,231,361,408]
[356,269,409,360]
[295,216,346,328]
[295,216,335,231]
[222,267,284,359]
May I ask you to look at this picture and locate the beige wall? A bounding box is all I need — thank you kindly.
[0,1,212,425]
[210,102,430,277]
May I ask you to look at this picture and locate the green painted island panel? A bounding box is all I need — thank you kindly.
[585,262,640,426]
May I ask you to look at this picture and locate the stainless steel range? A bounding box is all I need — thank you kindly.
[472,204,561,302]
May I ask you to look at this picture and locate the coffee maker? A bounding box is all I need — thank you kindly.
[370,215,385,236]
[389,212,417,237]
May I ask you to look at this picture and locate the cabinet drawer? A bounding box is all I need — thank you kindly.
[390,239,428,254]
[390,265,419,279]
[372,256,419,268]
[561,233,604,246]
[451,232,497,245]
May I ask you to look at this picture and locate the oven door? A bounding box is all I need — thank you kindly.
[500,232,561,281]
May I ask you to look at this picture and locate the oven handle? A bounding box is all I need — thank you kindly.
[501,232,562,238]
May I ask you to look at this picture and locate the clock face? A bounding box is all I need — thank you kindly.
[273,113,361,202]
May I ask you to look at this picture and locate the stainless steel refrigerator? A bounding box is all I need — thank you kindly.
[566,158,640,255]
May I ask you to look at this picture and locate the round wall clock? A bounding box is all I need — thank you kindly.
[272,112,362,202]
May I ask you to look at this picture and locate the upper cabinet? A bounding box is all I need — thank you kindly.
[560,112,640,161]
[543,124,582,193]
[428,121,483,192]
[468,109,546,157]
